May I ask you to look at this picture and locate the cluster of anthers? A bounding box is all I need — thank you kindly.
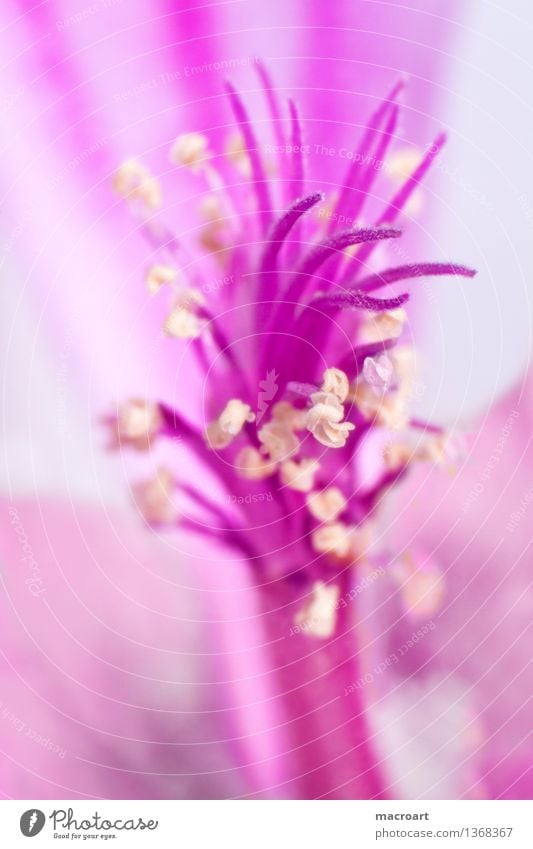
[108,65,475,639]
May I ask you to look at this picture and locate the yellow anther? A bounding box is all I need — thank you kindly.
[170,133,210,173]
[146,264,177,295]
[280,458,320,492]
[235,446,277,480]
[205,399,255,450]
[164,289,206,339]
[114,399,162,451]
[307,487,347,522]
[113,158,162,209]
[133,467,176,523]
[294,581,340,639]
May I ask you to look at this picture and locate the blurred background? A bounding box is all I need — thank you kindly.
[1,0,532,799]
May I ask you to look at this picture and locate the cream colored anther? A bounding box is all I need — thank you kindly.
[258,420,300,463]
[236,446,277,480]
[307,487,347,522]
[170,133,210,173]
[360,307,407,343]
[306,391,355,448]
[146,264,177,295]
[113,158,162,209]
[134,467,176,523]
[280,458,320,492]
[164,289,206,339]
[115,399,162,451]
[311,522,352,558]
[205,399,255,450]
[294,581,340,639]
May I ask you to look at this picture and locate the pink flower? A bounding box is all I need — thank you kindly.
[0,0,474,800]
[108,66,475,800]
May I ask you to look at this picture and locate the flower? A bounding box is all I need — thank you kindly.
[111,67,475,607]
[0,0,484,805]
[109,66,476,798]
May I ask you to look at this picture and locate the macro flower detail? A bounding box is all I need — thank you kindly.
[294,580,340,639]
[106,398,163,451]
[110,65,476,641]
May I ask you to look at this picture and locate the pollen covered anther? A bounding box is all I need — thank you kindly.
[321,367,350,402]
[306,368,355,448]
[170,133,210,173]
[258,419,300,462]
[164,288,207,339]
[294,581,340,639]
[306,394,355,448]
[112,399,162,451]
[392,551,444,617]
[353,346,417,430]
[205,399,255,450]
[312,522,352,558]
[236,446,277,479]
[113,158,162,209]
[361,307,407,343]
[146,264,177,295]
[307,487,347,522]
[271,401,307,431]
[133,467,177,523]
[363,354,394,393]
[384,432,454,470]
[280,458,320,492]
[225,132,251,176]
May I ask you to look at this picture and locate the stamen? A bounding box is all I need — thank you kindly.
[321,367,350,402]
[146,264,177,295]
[306,369,355,448]
[225,132,251,176]
[280,458,320,492]
[112,399,162,451]
[113,158,162,209]
[236,446,277,480]
[205,399,255,450]
[383,440,417,470]
[134,467,176,523]
[360,307,407,343]
[307,487,347,522]
[164,289,207,339]
[271,401,307,431]
[258,419,300,462]
[353,346,415,429]
[306,397,355,448]
[352,382,409,430]
[311,522,352,558]
[170,133,210,173]
[294,581,340,639]
[199,195,224,222]
[363,355,394,392]
[392,551,444,617]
